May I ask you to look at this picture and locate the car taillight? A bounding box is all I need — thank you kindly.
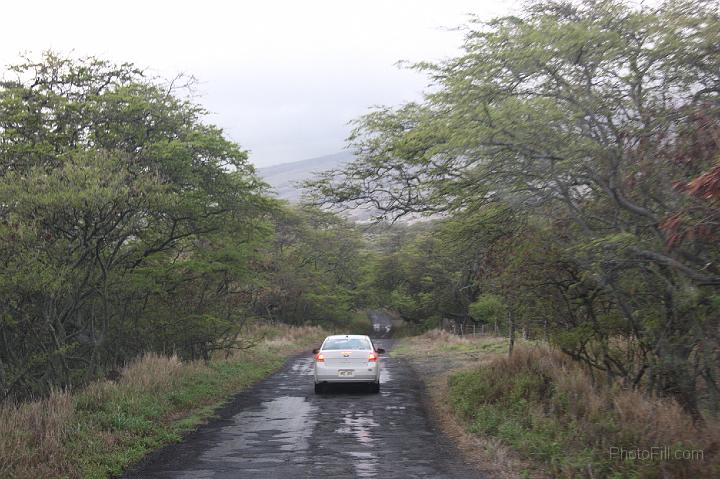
[315,353,325,362]
[368,352,378,361]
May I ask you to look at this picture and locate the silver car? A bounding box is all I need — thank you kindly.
[313,335,385,393]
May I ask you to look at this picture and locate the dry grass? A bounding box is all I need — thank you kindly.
[496,346,706,447]
[397,331,720,478]
[0,390,76,478]
[392,329,509,361]
[120,354,189,391]
[450,344,720,478]
[246,324,326,352]
[0,324,326,479]
[418,328,484,344]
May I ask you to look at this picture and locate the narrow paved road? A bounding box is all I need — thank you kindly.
[125,338,483,479]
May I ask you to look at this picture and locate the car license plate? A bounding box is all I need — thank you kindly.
[338,370,353,377]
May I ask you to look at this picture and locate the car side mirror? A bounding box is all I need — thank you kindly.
[312,348,320,354]
[376,348,386,354]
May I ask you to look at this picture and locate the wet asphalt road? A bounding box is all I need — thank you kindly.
[125,338,483,479]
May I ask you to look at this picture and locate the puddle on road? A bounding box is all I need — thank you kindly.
[379,366,392,383]
[198,395,317,463]
[174,471,214,479]
[335,410,379,445]
[188,356,390,476]
[291,357,315,375]
[335,409,380,477]
[348,451,379,477]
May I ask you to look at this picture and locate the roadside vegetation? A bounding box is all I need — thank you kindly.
[391,329,508,359]
[450,346,720,478]
[448,346,720,478]
[0,324,325,479]
[397,332,720,478]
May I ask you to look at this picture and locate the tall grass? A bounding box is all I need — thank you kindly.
[0,390,75,478]
[0,324,325,479]
[392,328,509,357]
[449,345,720,478]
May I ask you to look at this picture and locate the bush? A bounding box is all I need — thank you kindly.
[448,346,720,478]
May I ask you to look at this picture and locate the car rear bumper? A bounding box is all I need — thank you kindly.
[314,363,379,383]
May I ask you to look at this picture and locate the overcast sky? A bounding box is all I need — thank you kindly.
[0,0,519,167]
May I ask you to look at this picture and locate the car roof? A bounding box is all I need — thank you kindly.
[323,335,370,340]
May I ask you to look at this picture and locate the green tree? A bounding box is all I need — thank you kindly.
[251,205,367,328]
[0,53,269,399]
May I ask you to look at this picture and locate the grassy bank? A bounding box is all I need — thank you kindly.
[391,329,508,358]
[0,325,325,479]
[449,346,720,479]
[395,330,720,478]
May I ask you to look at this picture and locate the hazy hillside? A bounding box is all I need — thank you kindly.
[257,151,424,223]
[256,151,354,202]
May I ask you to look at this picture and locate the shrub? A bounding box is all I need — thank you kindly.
[448,345,720,478]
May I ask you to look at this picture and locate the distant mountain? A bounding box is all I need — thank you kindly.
[256,151,354,202]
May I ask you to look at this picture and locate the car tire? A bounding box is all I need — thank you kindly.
[370,382,380,393]
[314,382,323,394]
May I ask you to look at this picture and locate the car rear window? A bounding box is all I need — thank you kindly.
[322,337,371,350]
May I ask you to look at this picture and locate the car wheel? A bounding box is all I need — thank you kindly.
[314,382,323,394]
[370,382,380,393]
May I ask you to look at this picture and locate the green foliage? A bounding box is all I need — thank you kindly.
[447,350,717,478]
[0,54,367,402]
[468,294,505,324]
[356,222,477,330]
[249,205,368,329]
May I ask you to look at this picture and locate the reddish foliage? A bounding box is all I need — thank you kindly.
[671,109,720,167]
[684,165,720,202]
[660,105,720,249]
[661,212,719,250]
[660,213,685,249]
